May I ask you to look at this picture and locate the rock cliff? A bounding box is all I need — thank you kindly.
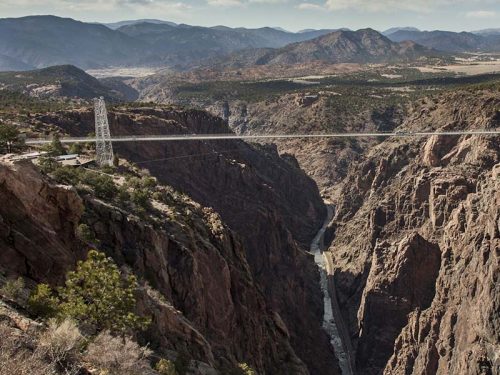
[328,87,500,374]
[21,106,339,374]
[0,160,312,373]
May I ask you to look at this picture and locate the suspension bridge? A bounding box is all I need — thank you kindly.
[24,97,500,167]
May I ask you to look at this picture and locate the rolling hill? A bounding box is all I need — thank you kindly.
[0,65,126,101]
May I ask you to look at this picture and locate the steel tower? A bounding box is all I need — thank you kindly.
[94,97,114,167]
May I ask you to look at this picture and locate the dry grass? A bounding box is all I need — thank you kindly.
[84,330,153,375]
[0,325,57,375]
[38,319,83,367]
[0,318,83,375]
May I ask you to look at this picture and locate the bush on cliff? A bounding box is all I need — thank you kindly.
[237,363,257,375]
[28,283,60,318]
[0,277,25,304]
[155,358,178,375]
[42,134,66,157]
[48,165,118,201]
[28,250,149,334]
[0,122,20,154]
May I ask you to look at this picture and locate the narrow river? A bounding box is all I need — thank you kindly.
[310,205,353,375]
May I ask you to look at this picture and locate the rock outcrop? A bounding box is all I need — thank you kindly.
[0,160,309,373]
[328,88,500,374]
[28,106,340,374]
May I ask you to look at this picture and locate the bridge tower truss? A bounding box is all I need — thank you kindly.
[94,97,114,167]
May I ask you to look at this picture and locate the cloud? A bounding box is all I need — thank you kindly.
[248,0,288,3]
[206,0,287,6]
[321,0,497,13]
[296,2,324,10]
[466,10,496,18]
[206,0,244,6]
[0,0,192,13]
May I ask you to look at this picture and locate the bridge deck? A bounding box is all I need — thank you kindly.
[25,129,500,144]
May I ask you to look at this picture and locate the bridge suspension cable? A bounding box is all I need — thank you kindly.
[24,129,500,145]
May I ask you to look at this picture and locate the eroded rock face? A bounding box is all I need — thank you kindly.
[356,233,441,373]
[385,172,499,375]
[0,161,310,374]
[328,88,500,374]
[36,106,338,374]
[210,94,404,199]
[0,160,85,284]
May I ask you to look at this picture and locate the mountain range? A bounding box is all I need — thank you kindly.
[0,16,336,71]
[103,19,177,29]
[385,29,500,53]
[1,16,499,73]
[209,29,436,69]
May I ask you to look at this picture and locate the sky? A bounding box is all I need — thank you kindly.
[0,0,499,32]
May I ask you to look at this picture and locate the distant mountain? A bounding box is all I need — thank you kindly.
[382,27,419,36]
[0,16,459,73]
[472,28,500,36]
[272,27,290,33]
[298,28,348,33]
[385,30,500,52]
[116,23,337,68]
[103,19,176,29]
[0,54,34,71]
[0,16,146,70]
[0,16,341,72]
[118,22,335,52]
[0,65,124,101]
[213,29,436,68]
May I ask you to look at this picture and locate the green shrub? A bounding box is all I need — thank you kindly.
[117,186,131,204]
[84,173,117,200]
[237,363,256,375]
[155,358,178,375]
[38,157,59,174]
[125,176,142,189]
[0,277,25,303]
[28,283,60,318]
[42,134,66,157]
[0,123,20,154]
[152,191,163,201]
[58,250,149,333]
[52,166,80,185]
[76,224,97,245]
[68,143,83,155]
[142,177,157,189]
[131,189,150,210]
[100,165,116,175]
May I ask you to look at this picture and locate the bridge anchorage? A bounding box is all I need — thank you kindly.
[94,97,114,167]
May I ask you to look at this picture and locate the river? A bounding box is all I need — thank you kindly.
[310,204,354,375]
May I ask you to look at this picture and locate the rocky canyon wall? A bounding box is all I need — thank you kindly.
[31,107,339,374]
[328,88,499,374]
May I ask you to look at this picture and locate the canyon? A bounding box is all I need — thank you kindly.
[0,36,499,373]
[0,107,340,374]
[328,88,500,374]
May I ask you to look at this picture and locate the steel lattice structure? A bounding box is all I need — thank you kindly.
[94,97,114,167]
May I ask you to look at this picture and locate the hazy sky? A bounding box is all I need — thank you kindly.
[0,0,499,32]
